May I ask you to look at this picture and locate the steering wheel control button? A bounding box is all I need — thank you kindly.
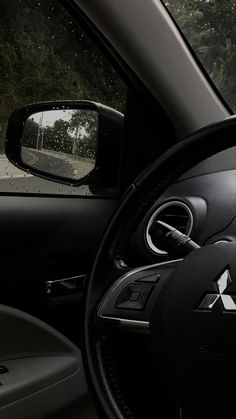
[136,273,160,283]
[116,284,153,310]
[129,291,140,301]
[0,366,9,374]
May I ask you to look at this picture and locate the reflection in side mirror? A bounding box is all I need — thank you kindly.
[21,109,98,181]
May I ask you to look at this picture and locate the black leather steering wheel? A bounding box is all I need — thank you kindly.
[82,116,236,419]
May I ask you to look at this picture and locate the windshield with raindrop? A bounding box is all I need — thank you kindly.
[0,0,127,195]
[164,0,236,112]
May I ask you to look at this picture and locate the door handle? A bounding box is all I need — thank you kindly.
[46,275,86,297]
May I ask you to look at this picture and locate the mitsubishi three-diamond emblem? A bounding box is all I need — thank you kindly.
[198,269,236,311]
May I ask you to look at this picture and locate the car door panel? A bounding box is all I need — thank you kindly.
[0,304,98,419]
[0,196,117,257]
[0,196,117,342]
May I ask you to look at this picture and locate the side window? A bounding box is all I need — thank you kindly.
[0,0,127,195]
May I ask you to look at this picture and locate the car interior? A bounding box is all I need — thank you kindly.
[0,0,235,418]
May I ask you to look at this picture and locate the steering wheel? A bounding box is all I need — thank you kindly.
[82,116,236,419]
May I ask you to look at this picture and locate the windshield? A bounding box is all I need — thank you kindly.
[164,1,236,112]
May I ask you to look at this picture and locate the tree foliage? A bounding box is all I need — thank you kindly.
[23,109,98,160]
[43,119,72,154]
[165,0,236,111]
[69,110,98,159]
[22,118,39,149]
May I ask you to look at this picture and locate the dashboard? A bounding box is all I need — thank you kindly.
[129,147,236,266]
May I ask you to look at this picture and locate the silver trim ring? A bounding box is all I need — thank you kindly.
[145,200,193,255]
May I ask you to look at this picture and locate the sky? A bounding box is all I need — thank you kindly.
[31,109,74,127]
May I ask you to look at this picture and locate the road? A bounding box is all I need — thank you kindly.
[22,148,76,178]
[22,148,94,179]
[0,155,91,195]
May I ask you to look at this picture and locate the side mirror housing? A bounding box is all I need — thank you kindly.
[5,100,124,192]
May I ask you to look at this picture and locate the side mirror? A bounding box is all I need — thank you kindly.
[5,101,124,190]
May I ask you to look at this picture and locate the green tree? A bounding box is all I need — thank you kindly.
[69,110,98,159]
[165,0,236,110]
[43,119,72,154]
[23,118,39,149]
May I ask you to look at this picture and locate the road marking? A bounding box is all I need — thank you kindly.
[0,174,32,179]
[27,151,39,166]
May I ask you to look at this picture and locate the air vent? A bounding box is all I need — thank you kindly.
[145,201,193,255]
